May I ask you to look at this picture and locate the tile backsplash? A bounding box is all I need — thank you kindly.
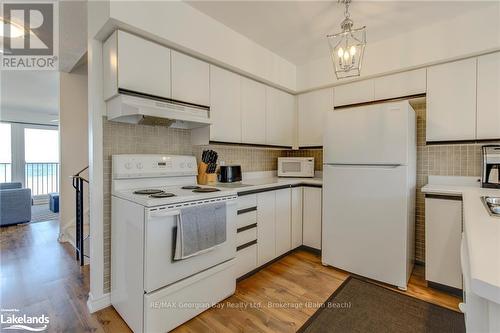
[192,145,285,172]
[412,101,498,263]
[101,102,497,292]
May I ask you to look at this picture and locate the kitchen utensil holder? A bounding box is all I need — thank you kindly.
[197,162,217,185]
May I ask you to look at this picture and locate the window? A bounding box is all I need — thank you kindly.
[24,128,59,163]
[0,123,12,182]
[24,128,59,195]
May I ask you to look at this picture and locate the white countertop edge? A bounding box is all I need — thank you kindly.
[472,278,500,305]
[421,178,500,305]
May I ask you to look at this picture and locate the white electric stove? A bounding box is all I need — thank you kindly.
[111,154,237,333]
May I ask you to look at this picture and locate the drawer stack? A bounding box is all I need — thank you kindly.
[235,194,258,278]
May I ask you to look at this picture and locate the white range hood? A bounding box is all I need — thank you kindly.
[106,91,211,129]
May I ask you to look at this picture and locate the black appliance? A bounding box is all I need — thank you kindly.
[482,145,500,189]
[218,165,242,183]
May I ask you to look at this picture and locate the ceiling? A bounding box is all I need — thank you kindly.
[1,71,59,117]
[187,1,496,65]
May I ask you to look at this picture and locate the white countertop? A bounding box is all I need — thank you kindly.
[421,176,500,304]
[215,171,322,193]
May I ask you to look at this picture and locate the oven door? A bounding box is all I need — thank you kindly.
[144,198,236,293]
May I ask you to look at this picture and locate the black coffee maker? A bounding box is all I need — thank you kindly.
[482,145,500,189]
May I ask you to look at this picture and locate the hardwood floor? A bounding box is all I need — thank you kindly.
[0,221,461,333]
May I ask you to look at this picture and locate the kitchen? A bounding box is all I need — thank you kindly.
[85,1,500,333]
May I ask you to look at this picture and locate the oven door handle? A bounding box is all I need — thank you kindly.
[148,210,181,219]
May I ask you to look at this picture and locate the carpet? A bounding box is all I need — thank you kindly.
[298,276,465,333]
[31,203,59,223]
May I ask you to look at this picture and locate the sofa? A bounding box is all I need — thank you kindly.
[0,182,32,226]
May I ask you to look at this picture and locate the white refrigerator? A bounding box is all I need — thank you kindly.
[322,100,416,289]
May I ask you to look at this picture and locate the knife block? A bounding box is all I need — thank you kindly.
[197,162,217,185]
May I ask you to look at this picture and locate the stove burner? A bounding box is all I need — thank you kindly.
[181,185,202,190]
[192,187,221,193]
[134,189,164,195]
[149,192,176,198]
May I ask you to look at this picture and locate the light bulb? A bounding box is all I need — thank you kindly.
[350,45,356,56]
[337,47,344,58]
[343,51,350,61]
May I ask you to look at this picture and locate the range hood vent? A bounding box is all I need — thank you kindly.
[106,89,211,129]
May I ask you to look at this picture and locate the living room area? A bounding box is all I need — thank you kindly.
[0,68,89,256]
[0,122,60,226]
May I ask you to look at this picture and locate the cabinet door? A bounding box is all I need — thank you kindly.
[241,77,267,144]
[334,79,374,107]
[303,187,322,250]
[112,30,171,100]
[427,58,477,142]
[298,88,332,147]
[209,66,241,142]
[275,188,291,256]
[291,187,303,249]
[425,196,462,289]
[374,69,426,101]
[266,87,295,147]
[171,50,210,106]
[257,191,276,265]
[477,52,500,140]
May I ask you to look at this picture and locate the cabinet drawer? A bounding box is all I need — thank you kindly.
[237,194,257,209]
[236,226,257,247]
[236,210,257,229]
[235,243,257,278]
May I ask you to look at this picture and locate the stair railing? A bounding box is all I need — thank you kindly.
[71,166,89,266]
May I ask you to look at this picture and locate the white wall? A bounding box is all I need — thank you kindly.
[297,3,500,91]
[105,1,297,91]
[59,63,88,242]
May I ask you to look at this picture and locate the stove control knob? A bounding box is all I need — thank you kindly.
[136,162,143,169]
[180,162,186,169]
[188,162,194,169]
[125,162,132,170]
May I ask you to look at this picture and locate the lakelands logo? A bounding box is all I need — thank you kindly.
[1,2,58,70]
[0,309,49,331]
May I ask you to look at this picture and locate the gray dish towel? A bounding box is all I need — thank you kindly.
[174,202,227,260]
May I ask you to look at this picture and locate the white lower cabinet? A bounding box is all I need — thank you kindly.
[235,244,257,279]
[238,186,321,276]
[257,188,293,265]
[275,188,292,256]
[257,191,276,265]
[425,195,463,289]
[303,187,322,250]
[291,187,303,249]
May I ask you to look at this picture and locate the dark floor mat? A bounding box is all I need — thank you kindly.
[298,276,465,333]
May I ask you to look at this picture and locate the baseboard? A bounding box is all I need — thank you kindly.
[87,292,111,313]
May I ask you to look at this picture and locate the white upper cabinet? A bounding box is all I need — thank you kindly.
[266,87,295,147]
[171,51,210,106]
[103,30,171,101]
[209,66,241,142]
[334,79,374,107]
[298,88,333,147]
[477,52,500,140]
[427,58,477,142]
[241,77,267,144]
[374,69,426,101]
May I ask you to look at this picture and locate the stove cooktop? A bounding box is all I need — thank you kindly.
[115,184,236,207]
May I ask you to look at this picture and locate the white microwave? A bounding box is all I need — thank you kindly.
[278,157,315,178]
